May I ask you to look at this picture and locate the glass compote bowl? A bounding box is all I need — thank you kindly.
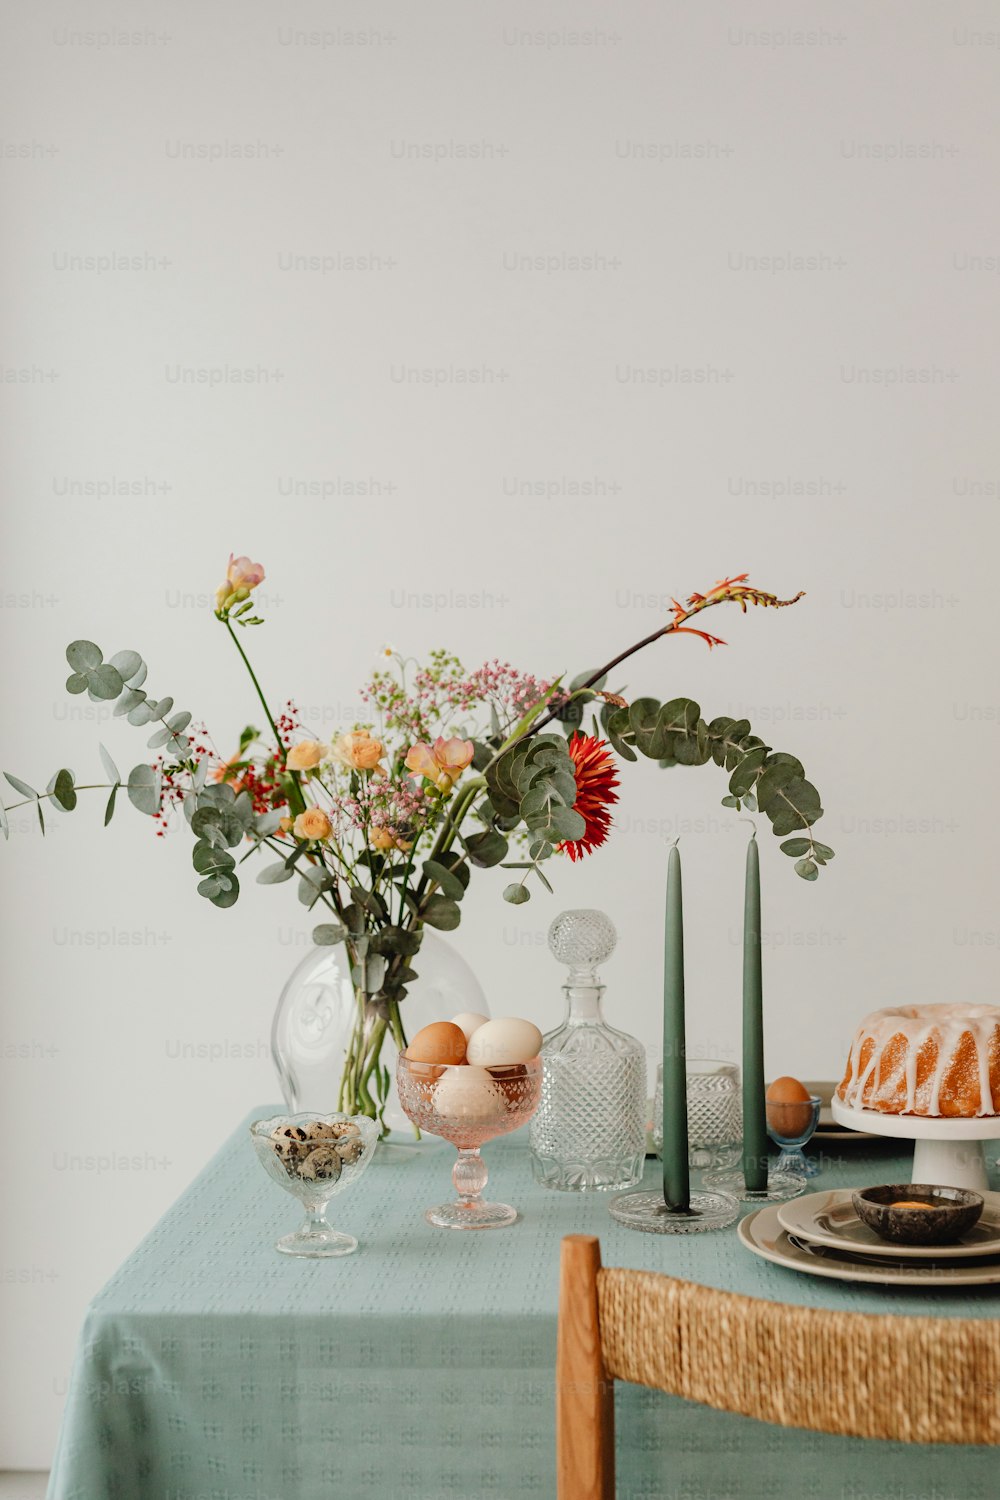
[251,1111,378,1257]
[396,1055,543,1229]
[767,1093,822,1178]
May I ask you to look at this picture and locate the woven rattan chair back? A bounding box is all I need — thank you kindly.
[556,1234,1000,1500]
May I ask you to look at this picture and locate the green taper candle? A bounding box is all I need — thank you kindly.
[662,843,690,1210]
[741,833,768,1192]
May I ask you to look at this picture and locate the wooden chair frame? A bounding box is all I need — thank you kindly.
[556,1233,1000,1500]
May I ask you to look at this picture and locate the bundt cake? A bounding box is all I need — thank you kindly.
[837,1004,1000,1117]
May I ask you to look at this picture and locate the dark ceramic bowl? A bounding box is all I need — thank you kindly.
[852,1184,984,1246]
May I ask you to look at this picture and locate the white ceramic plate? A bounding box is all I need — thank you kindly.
[738,1202,1000,1287]
[777,1188,1000,1261]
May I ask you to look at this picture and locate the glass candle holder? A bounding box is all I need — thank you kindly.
[652,1059,742,1170]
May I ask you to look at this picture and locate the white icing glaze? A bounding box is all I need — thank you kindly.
[839,1004,1000,1117]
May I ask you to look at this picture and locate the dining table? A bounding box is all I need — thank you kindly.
[47,1108,1000,1500]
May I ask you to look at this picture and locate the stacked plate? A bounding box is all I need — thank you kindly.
[739,1188,1000,1286]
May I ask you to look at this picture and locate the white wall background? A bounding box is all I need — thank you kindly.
[3,0,1000,1468]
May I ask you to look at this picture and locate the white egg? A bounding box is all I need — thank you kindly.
[465,1017,543,1068]
[433,1066,505,1122]
[451,1011,490,1043]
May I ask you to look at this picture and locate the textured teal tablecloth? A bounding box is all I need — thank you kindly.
[48,1110,1000,1500]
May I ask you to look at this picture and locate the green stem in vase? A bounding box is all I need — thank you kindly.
[223,619,305,817]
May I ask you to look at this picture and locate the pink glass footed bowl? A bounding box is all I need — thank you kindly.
[396,1054,543,1229]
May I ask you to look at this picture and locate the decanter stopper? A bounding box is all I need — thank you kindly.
[548,909,617,985]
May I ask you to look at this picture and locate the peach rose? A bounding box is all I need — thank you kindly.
[405,736,475,791]
[286,740,325,772]
[330,729,385,772]
[293,807,332,842]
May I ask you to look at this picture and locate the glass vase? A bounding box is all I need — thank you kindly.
[271,932,488,1139]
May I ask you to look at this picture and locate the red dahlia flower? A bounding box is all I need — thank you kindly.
[559,732,620,861]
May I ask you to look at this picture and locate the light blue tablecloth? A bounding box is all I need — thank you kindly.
[48,1110,1000,1500]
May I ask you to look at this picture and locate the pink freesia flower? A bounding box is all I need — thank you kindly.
[404,736,474,791]
[216,554,265,610]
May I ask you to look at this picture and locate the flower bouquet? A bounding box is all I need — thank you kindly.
[1,559,832,1131]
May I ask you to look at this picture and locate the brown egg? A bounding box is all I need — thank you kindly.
[405,1022,468,1067]
[765,1075,813,1137]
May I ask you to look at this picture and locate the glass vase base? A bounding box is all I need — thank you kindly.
[276,1226,359,1258]
[425,1199,518,1231]
[609,1189,739,1234]
[701,1167,806,1202]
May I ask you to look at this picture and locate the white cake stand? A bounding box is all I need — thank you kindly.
[830,1098,998,1192]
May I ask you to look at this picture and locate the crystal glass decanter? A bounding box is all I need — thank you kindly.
[529,910,647,1191]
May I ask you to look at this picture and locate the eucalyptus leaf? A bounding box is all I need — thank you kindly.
[127,763,161,816]
[147,726,173,750]
[98,744,120,785]
[503,884,531,905]
[421,895,462,931]
[65,673,88,695]
[313,922,348,946]
[795,858,819,881]
[364,955,388,993]
[104,783,118,827]
[537,805,586,843]
[422,859,467,900]
[728,746,769,798]
[779,838,811,857]
[190,807,221,838]
[256,861,294,885]
[109,650,142,681]
[4,773,37,800]
[371,925,421,957]
[192,841,235,876]
[463,829,508,868]
[127,702,155,727]
[66,640,102,672]
[52,769,77,811]
[208,875,240,909]
[88,663,124,701]
[605,706,638,762]
[115,689,146,717]
[167,711,192,734]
